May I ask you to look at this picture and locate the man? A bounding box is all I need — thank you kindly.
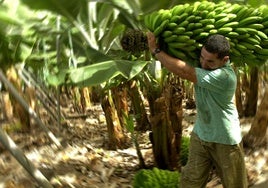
[147,32,248,188]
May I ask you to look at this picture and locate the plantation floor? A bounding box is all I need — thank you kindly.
[0,104,268,188]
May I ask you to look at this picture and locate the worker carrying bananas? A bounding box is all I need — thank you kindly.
[147,31,248,188]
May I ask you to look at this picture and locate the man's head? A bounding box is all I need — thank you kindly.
[200,34,230,70]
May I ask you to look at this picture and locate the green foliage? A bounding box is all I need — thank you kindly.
[247,0,267,8]
[122,112,135,134]
[180,136,190,166]
[133,167,180,188]
[0,2,32,70]
[21,0,84,18]
[46,55,151,87]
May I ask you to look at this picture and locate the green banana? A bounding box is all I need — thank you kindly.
[236,43,247,51]
[207,11,216,18]
[168,46,187,59]
[218,27,233,34]
[148,11,159,31]
[234,28,248,35]
[226,32,239,38]
[185,31,193,36]
[144,14,151,30]
[171,4,184,16]
[173,27,186,35]
[214,6,225,14]
[209,29,218,35]
[200,19,215,25]
[255,48,268,55]
[214,13,229,20]
[237,33,250,39]
[215,17,230,28]
[236,6,249,20]
[257,31,268,39]
[170,15,180,23]
[240,42,256,50]
[239,16,262,27]
[175,35,191,42]
[231,48,242,56]
[164,35,178,43]
[199,10,209,18]
[192,28,204,35]
[184,45,196,52]
[178,12,189,22]
[152,13,163,30]
[203,24,215,31]
[194,23,203,29]
[160,9,172,21]
[187,39,196,45]
[222,21,239,28]
[186,23,195,31]
[245,37,261,45]
[225,3,242,14]
[168,42,187,48]
[186,15,196,22]
[253,44,262,51]
[178,20,189,27]
[162,30,173,38]
[245,28,258,35]
[248,24,264,30]
[184,4,193,14]
[195,32,209,40]
[154,20,169,36]
[143,1,268,64]
[167,22,178,30]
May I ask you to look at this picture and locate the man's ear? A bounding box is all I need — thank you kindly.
[223,56,229,64]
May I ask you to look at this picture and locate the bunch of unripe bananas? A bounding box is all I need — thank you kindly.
[144,1,268,66]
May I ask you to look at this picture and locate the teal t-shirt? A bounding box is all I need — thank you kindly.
[193,62,242,145]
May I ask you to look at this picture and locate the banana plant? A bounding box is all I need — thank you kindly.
[19,0,196,168]
[20,0,154,149]
[0,1,32,70]
[19,0,267,167]
[0,0,40,131]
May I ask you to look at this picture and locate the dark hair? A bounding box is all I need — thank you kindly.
[203,34,230,59]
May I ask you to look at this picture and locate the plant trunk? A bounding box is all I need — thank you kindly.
[79,87,91,113]
[82,87,92,109]
[244,67,258,117]
[243,86,268,148]
[184,81,196,109]
[150,97,172,170]
[235,68,244,117]
[72,87,82,113]
[166,76,183,170]
[111,84,129,128]
[1,92,13,121]
[101,91,128,150]
[127,80,150,131]
[150,75,183,171]
[6,66,30,132]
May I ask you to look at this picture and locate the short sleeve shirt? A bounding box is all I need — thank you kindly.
[193,62,242,145]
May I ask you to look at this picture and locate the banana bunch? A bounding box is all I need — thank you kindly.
[144,1,268,66]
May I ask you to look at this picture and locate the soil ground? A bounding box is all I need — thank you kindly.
[0,104,268,188]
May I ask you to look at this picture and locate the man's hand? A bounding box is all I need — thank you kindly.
[146,32,158,53]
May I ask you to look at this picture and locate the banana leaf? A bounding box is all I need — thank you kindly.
[20,0,85,18]
[47,59,150,87]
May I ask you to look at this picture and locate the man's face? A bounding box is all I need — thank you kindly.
[199,47,229,70]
